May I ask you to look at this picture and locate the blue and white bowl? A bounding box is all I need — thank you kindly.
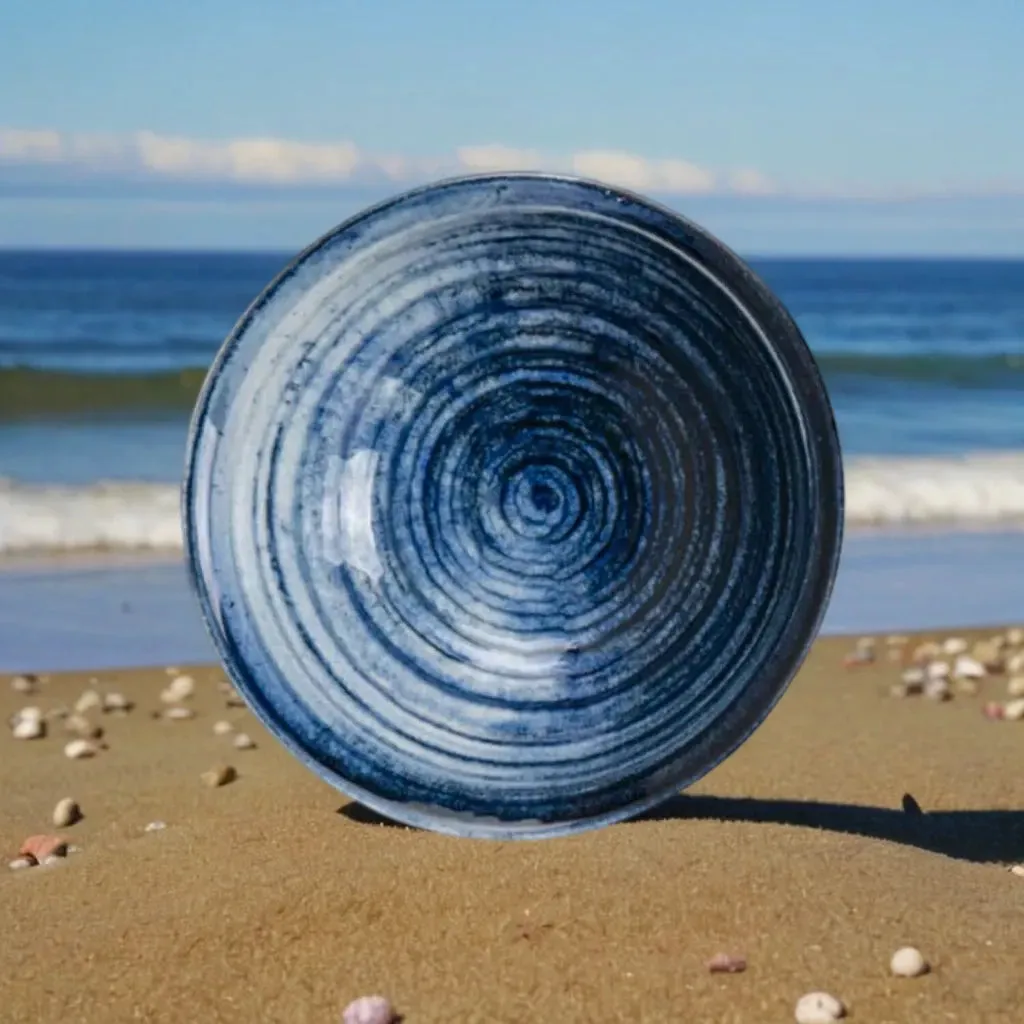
[183,173,844,839]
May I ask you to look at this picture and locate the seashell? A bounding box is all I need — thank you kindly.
[1007,676,1024,698]
[212,720,234,735]
[925,660,950,681]
[64,714,103,739]
[232,732,256,750]
[10,674,37,694]
[1003,698,1024,722]
[163,706,195,721]
[707,952,746,973]
[953,655,986,680]
[102,691,132,713]
[12,716,45,740]
[941,637,968,655]
[52,798,81,827]
[74,689,102,714]
[64,738,98,759]
[924,678,951,702]
[19,835,68,860]
[201,764,237,787]
[342,995,396,1024]
[890,946,929,977]
[794,992,845,1023]
[161,675,195,703]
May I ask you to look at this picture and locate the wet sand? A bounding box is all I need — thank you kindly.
[2,631,1024,1023]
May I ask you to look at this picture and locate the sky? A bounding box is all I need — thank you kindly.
[2,0,1023,254]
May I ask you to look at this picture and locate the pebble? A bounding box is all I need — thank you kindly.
[707,952,746,973]
[232,732,256,750]
[942,636,968,655]
[20,835,68,860]
[212,720,234,735]
[52,798,81,827]
[8,856,35,871]
[64,714,103,739]
[161,674,195,703]
[1004,698,1024,721]
[890,946,929,977]
[10,674,37,694]
[164,706,195,721]
[342,996,396,1024]
[953,655,986,680]
[794,992,845,1023]
[1007,676,1024,697]
[924,678,951,702]
[102,691,132,713]
[201,764,237,788]
[1010,864,1024,877]
[64,739,98,759]
[144,820,167,832]
[74,689,102,714]
[901,666,926,686]
[926,660,950,681]
[1009,652,1024,675]
[983,701,1005,720]
[1006,627,1023,647]
[12,715,45,740]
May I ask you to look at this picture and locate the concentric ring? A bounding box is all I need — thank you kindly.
[182,173,844,839]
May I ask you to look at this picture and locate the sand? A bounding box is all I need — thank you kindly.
[2,632,1023,1023]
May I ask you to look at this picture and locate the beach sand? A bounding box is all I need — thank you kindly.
[2,632,1023,1023]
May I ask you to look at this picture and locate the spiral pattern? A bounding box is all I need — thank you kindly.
[183,174,844,839]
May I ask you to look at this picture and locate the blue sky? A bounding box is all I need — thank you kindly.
[2,0,1023,254]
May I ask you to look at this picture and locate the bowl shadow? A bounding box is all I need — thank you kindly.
[339,793,1024,865]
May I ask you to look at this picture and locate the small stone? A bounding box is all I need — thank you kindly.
[201,764,236,788]
[983,701,1005,720]
[64,714,103,739]
[74,690,102,714]
[212,720,234,736]
[144,820,167,832]
[795,992,845,1023]
[890,946,929,977]
[924,678,951,702]
[161,674,195,703]
[10,674,37,694]
[342,995,396,1024]
[8,856,35,871]
[102,691,132,713]
[1004,698,1024,721]
[707,952,746,973]
[163,706,195,721]
[64,739,98,760]
[19,835,67,860]
[942,637,968,655]
[52,798,81,828]
[232,732,256,750]
[1007,676,1024,697]
[953,655,986,680]
[12,716,45,740]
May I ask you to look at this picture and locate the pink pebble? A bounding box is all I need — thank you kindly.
[983,701,1005,720]
[342,995,395,1024]
[707,952,747,973]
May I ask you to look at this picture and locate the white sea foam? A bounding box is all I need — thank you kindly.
[2,452,1024,554]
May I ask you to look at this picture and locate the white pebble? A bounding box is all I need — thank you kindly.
[102,691,132,713]
[144,820,167,832]
[342,995,395,1024]
[795,992,845,1023]
[212,720,234,735]
[10,674,36,694]
[901,666,926,686]
[232,732,256,750]
[74,689,102,714]
[1006,627,1023,647]
[164,706,195,720]
[1004,698,1024,722]
[161,674,195,703]
[942,637,968,655]
[953,655,986,680]
[64,739,97,760]
[1007,651,1024,674]
[890,946,929,977]
[924,678,951,702]
[12,716,45,740]
[53,797,81,827]
[926,660,950,681]
[8,857,34,871]
[1010,864,1024,877]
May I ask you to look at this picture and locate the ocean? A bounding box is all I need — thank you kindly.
[0,250,1022,555]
